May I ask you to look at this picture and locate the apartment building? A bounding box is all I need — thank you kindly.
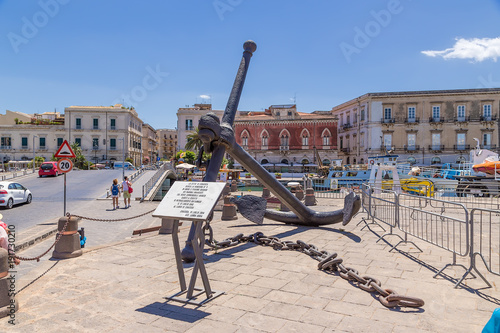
[176,104,223,151]
[157,128,177,160]
[64,104,143,166]
[142,123,158,165]
[332,88,500,165]
[233,105,338,172]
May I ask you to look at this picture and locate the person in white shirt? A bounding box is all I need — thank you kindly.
[121,176,132,208]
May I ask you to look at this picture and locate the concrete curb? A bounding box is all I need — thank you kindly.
[14,219,59,253]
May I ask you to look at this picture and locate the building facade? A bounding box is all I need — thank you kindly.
[233,105,338,172]
[157,128,177,160]
[332,88,500,165]
[141,123,158,165]
[64,104,143,166]
[176,104,224,152]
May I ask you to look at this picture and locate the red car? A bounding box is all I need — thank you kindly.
[38,161,61,177]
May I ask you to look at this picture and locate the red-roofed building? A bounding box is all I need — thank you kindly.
[233,105,338,173]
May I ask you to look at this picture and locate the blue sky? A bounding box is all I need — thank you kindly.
[0,0,499,129]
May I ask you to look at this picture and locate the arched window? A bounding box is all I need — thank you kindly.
[261,159,269,164]
[241,130,249,147]
[301,129,310,147]
[281,159,289,164]
[322,159,331,165]
[321,129,331,146]
[279,129,290,148]
[431,156,441,165]
[261,130,269,147]
[407,156,416,165]
[301,159,309,164]
[456,156,466,164]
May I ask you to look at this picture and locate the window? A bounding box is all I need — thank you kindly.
[432,133,440,150]
[76,118,81,129]
[92,138,99,149]
[457,105,465,120]
[407,156,417,165]
[456,133,466,150]
[185,119,193,131]
[262,135,268,146]
[384,108,392,120]
[383,134,392,149]
[110,119,116,130]
[456,155,466,164]
[432,106,440,120]
[280,134,289,147]
[407,134,416,149]
[431,156,441,164]
[408,107,416,121]
[74,138,81,146]
[22,137,28,149]
[323,135,330,146]
[110,138,116,150]
[483,104,492,120]
[346,115,350,125]
[360,109,365,121]
[340,137,343,149]
[483,133,491,148]
[302,134,309,146]
[93,118,99,130]
[39,137,46,149]
[57,138,63,147]
[0,137,11,149]
[242,135,248,147]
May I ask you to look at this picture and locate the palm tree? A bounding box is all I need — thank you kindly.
[185,127,203,151]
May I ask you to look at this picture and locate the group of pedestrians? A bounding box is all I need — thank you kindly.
[110,176,133,210]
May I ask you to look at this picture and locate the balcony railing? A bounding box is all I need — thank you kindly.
[186,126,195,131]
[454,116,470,122]
[428,145,445,151]
[429,117,444,123]
[279,146,289,151]
[404,117,420,124]
[404,145,420,151]
[0,146,12,150]
[340,147,350,153]
[75,125,82,129]
[480,115,498,122]
[381,118,395,124]
[453,144,470,151]
[482,144,497,150]
[110,126,116,130]
[110,147,117,150]
[342,124,352,130]
[21,146,28,150]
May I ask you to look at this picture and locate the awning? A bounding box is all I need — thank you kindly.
[274,163,289,167]
[175,163,196,169]
[304,163,319,167]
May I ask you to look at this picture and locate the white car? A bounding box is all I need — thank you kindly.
[0,181,32,209]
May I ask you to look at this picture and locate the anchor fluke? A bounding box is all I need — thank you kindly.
[230,195,266,224]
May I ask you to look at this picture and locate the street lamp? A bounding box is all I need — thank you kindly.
[118,138,125,179]
[32,135,38,173]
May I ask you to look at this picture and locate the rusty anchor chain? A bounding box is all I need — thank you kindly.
[204,225,424,309]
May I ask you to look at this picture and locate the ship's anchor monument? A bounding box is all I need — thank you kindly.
[153,40,366,306]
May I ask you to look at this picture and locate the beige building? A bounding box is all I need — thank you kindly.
[65,104,143,166]
[141,123,158,165]
[331,88,500,166]
[176,104,224,152]
[157,128,177,160]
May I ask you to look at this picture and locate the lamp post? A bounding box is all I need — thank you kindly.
[118,138,125,179]
[32,135,38,173]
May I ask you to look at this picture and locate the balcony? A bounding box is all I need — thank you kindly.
[279,146,289,151]
[0,146,12,150]
[428,145,445,152]
[404,145,420,152]
[110,126,116,130]
[75,125,82,130]
[429,117,444,123]
[21,145,28,150]
[381,118,395,124]
[404,117,420,124]
[110,147,117,150]
[453,144,470,151]
[454,116,470,123]
[340,147,350,153]
[186,126,195,131]
[342,123,352,130]
[483,144,497,150]
[480,115,498,122]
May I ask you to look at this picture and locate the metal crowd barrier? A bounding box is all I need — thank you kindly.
[311,179,360,199]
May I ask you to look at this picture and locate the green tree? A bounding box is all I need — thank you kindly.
[185,127,202,151]
[175,150,196,165]
[125,157,134,165]
[28,156,45,169]
[70,142,88,169]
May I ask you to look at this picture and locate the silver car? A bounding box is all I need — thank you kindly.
[0,181,32,209]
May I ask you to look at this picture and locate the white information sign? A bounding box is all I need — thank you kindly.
[152,181,226,221]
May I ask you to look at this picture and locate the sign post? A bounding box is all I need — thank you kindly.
[55,141,76,215]
[153,181,226,305]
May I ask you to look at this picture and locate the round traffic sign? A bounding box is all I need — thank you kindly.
[57,158,73,173]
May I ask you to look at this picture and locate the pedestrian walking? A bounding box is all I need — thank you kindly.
[122,176,132,208]
[110,178,120,210]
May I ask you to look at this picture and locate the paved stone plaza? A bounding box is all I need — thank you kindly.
[1,196,498,332]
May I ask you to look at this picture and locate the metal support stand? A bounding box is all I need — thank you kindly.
[433,252,478,288]
[455,253,491,289]
[166,220,224,306]
[357,217,386,232]
[389,232,423,253]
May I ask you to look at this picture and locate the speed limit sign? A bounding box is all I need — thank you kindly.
[57,158,73,173]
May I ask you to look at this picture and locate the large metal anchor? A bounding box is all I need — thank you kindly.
[181,40,360,262]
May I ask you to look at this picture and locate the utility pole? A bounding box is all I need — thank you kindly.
[32,135,38,173]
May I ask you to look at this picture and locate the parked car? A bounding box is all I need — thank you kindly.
[39,161,61,177]
[0,181,32,209]
[112,162,136,170]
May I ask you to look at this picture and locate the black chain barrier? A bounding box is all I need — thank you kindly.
[203,223,424,309]
[70,209,156,222]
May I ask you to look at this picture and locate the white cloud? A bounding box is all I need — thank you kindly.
[421,37,500,62]
[199,94,211,99]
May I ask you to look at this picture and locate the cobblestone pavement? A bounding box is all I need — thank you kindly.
[1,196,499,332]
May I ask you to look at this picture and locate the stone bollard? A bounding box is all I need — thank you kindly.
[52,216,83,259]
[295,186,304,200]
[0,248,18,319]
[230,180,238,192]
[304,188,316,206]
[262,188,271,198]
[159,218,179,234]
[223,183,231,197]
[221,196,237,220]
